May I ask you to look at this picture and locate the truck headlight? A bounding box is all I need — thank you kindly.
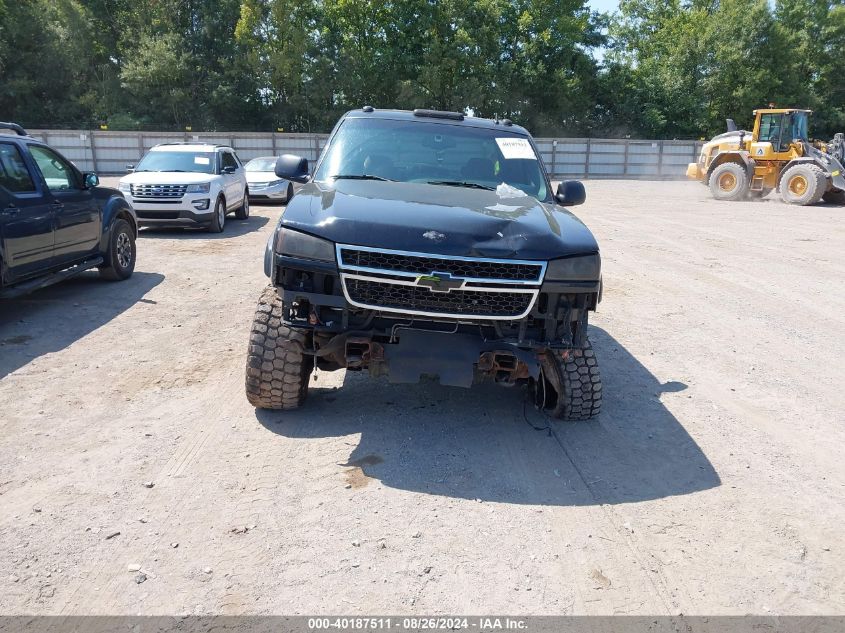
[118,182,131,193]
[186,183,211,193]
[274,228,335,263]
[545,254,601,281]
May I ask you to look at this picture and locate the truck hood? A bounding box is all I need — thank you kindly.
[280,180,598,260]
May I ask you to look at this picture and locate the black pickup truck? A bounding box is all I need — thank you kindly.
[245,108,602,420]
[0,123,137,298]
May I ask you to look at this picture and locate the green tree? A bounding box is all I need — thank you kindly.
[604,0,716,137]
[774,0,845,136]
[0,0,113,127]
[5,0,840,138]
[119,33,195,127]
[604,0,845,139]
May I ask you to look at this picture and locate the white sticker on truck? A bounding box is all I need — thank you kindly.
[194,156,210,165]
[495,137,537,160]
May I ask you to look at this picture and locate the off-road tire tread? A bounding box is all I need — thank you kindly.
[780,164,826,205]
[245,286,313,409]
[708,162,748,201]
[545,343,602,421]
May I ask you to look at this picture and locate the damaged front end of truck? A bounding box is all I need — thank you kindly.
[245,108,604,420]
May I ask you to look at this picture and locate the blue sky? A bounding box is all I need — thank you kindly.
[587,0,619,13]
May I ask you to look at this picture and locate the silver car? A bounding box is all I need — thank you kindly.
[245,157,293,203]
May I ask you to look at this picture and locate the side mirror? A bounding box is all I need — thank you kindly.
[555,180,586,206]
[275,154,310,183]
[126,164,135,173]
[83,172,100,188]
[221,165,237,175]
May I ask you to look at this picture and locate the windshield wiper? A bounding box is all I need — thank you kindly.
[427,180,495,191]
[331,174,394,182]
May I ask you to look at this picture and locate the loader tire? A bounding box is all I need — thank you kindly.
[709,163,748,201]
[822,189,845,205]
[780,164,826,205]
[537,343,602,421]
[245,286,313,410]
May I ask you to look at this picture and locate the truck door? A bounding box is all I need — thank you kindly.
[28,145,101,266]
[0,142,54,283]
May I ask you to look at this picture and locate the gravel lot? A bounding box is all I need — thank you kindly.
[0,179,843,615]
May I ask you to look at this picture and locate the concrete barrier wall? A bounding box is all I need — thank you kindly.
[25,130,704,180]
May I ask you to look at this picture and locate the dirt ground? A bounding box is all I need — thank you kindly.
[0,179,843,616]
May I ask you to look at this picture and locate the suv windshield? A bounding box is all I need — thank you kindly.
[246,158,277,172]
[135,150,216,174]
[314,117,549,201]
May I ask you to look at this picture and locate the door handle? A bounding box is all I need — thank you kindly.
[51,201,64,209]
[2,206,20,216]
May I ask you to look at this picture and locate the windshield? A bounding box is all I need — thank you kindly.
[314,117,549,201]
[791,112,809,141]
[135,151,216,174]
[246,157,277,172]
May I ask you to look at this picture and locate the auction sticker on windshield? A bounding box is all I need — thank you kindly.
[496,137,536,160]
[194,156,210,165]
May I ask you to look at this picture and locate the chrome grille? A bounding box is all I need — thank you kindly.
[336,245,544,320]
[338,246,544,283]
[130,184,188,199]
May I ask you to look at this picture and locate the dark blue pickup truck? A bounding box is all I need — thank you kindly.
[0,123,137,298]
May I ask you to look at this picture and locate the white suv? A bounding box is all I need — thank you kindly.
[119,144,249,232]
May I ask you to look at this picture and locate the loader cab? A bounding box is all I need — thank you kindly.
[752,109,810,156]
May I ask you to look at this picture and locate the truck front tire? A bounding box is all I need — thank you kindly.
[245,286,313,410]
[538,344,602,421]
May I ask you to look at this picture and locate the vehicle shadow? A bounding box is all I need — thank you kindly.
[0,271,164,380]
[255,326,720,506]
[139,215,269,240]
[249,198,288,206]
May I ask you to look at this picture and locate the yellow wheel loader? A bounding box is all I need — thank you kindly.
[687,108,845,205]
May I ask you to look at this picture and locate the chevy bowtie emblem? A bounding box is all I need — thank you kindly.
[415,272,465,293]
